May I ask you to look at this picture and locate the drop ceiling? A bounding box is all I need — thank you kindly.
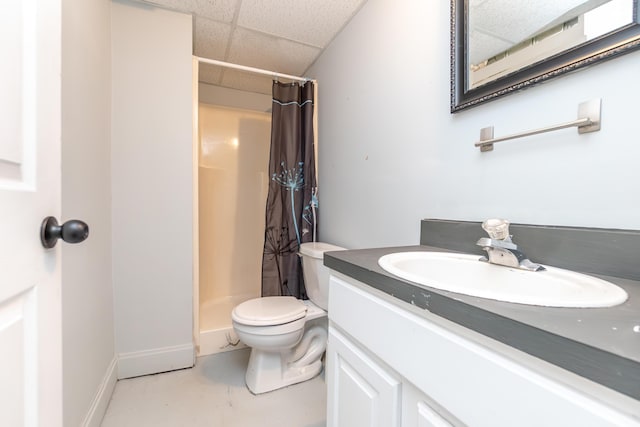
[133,0,369,94]
[469,0,612,65]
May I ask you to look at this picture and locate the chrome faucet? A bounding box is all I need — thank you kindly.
[476,219,545,272]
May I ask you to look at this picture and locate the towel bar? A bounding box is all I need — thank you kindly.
[475,99,601,152]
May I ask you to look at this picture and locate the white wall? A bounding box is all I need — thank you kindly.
[309,0,640,249]
[61,0,115,425]
[111,0,194,378]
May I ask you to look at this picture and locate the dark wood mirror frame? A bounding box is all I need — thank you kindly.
[451,0,640,113]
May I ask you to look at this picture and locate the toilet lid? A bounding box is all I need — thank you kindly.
[232,296,307,326]
[299,242,346,259]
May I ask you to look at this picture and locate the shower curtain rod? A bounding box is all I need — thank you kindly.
[195,56,311,83]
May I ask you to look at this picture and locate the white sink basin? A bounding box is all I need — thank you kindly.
[378,252,628,308]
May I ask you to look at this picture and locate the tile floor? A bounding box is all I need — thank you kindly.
[101,348,327,427]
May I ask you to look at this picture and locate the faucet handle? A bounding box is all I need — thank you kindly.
[482,218,511,240]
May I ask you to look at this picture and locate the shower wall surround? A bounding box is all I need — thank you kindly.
[197,104,271,356]
[309,0,640,250]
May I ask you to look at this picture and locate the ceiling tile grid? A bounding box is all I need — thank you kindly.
[237,0,366,48]
[227,27,321,75]
[134,0,369,94]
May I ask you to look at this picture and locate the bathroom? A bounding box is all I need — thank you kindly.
[16,0,640,425]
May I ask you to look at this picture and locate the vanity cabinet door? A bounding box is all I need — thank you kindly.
[416,403,454,427]
[402,383,456,427]
[327,326,402,427]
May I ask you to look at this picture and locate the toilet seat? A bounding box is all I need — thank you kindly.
[232,296,307,326]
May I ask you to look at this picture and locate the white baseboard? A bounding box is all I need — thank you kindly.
[117,343,195,379]
[81,356,118,427]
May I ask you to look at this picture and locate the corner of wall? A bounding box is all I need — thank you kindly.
[80,356,118,427]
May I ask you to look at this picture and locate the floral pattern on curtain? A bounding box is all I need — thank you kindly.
[261,81,316,298]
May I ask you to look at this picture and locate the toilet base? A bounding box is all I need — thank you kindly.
[245,324,327,394]
[245,349,323,394]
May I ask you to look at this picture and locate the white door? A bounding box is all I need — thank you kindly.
[0,0,63,426]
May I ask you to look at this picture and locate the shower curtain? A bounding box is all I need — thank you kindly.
[261,81,317,298]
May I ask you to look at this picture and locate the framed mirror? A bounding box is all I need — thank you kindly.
[451,0,640,112]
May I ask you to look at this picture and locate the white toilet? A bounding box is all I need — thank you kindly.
[231,242,345,394]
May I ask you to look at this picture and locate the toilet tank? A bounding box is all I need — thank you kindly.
[299,242,346,310]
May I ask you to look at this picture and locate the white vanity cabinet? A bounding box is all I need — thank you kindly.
[326,273,640,427]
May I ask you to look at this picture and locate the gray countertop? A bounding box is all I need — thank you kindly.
[324,245,640,401]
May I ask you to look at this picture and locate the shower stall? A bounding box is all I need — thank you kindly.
[197,103,271,356]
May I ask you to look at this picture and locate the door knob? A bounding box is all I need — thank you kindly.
[40,216,89,248]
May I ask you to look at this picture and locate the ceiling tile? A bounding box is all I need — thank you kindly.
[141,0,238,22]
[133,0,372,94]
[469,0,597,62]
[468,31,513,65]
[227,27,320,76]
[194,17,231,59]
[237,0,366,48]
[221,70,274,95]
[199,63,224,86]
[192,0,239,22]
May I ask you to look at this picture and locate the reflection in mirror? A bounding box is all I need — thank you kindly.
[469,0,633,89]
[451,0,640,112]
